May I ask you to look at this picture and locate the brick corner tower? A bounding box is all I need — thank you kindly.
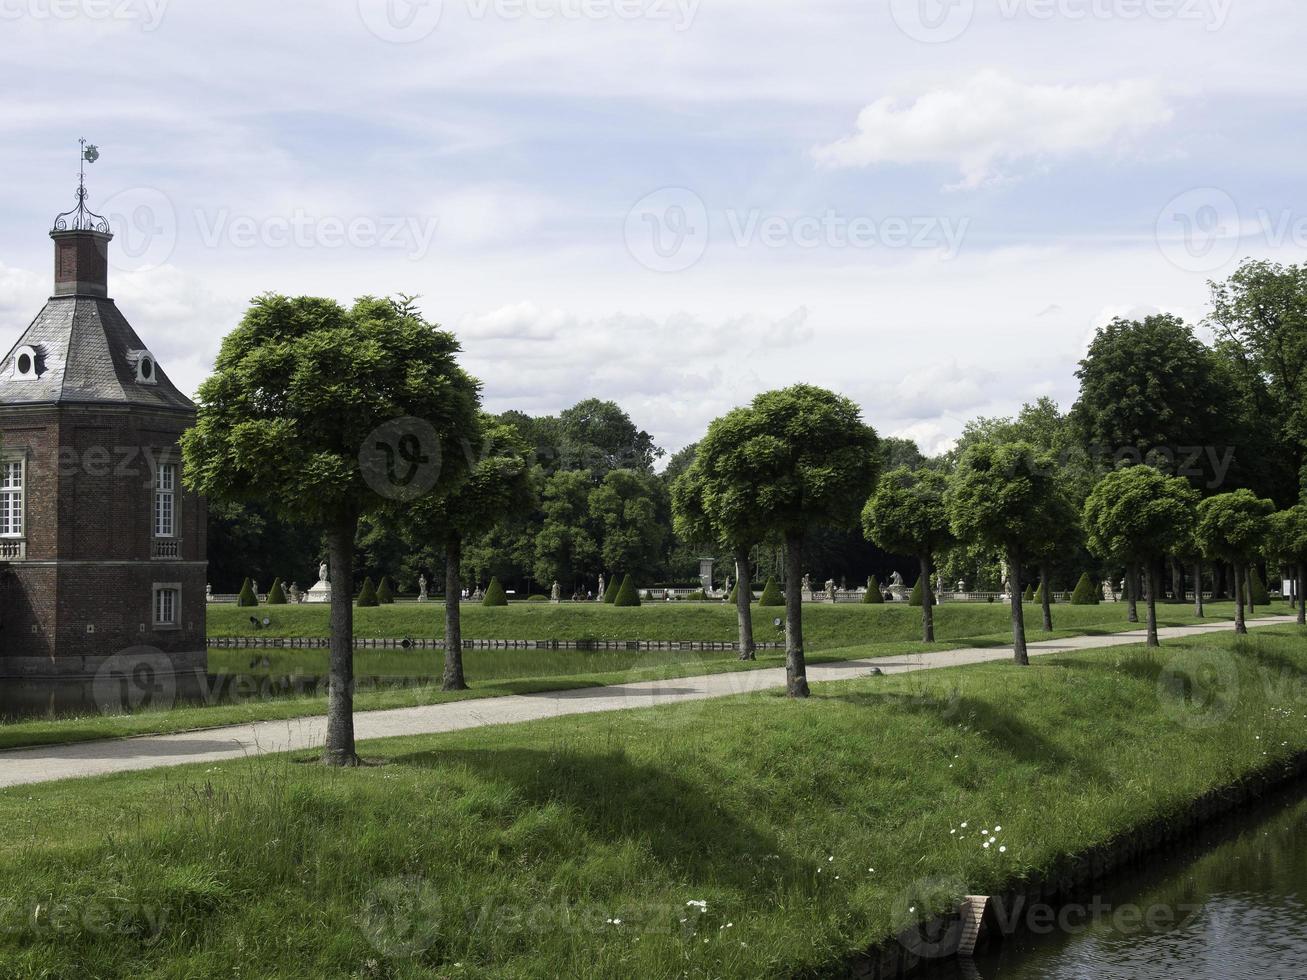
[0,176,207,714]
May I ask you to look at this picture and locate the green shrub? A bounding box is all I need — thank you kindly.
[614,574,640,607]
[758,577,784,606]
[684,589,708,601]
[527,594,549,602]
[483,577,509,607]
[909,576,936,607]
[1034,581,1052,605]
[376,576,395,605]
[1070,573,1097,606]
[727,584,738,603]
[863,576,884,604]
[1023,584,1036,602]
[266,579,288,605]
[237,578,258,607]
[1249,567,1271,606]
[602,576,619,604]
[356,577,379,607]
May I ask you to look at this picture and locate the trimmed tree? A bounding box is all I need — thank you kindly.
[1268,505,1307,626]
[864,576,884,604]
[376,576,395,605]
[237,577,258,607]
[482,577,509,607]
[401,414,535,690]
[707,386,880,697]
[1084,466,1199,648]
[602,576,619,604]
[1070,573,1097,605]
[1249,567,1271,607]
[357,577,379,607]
[1196,490,1276,635]
[182,294,479,766]
[613,574,641,607]
[946,441,1065,665]
[758,577,784,606]
[862,467,952,641]
[267,579,288,605]
[671,437,765,661]
[1022,584,1036,603]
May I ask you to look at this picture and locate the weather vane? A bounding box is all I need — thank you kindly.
[53,138,110,234]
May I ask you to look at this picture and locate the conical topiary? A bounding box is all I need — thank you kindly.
[376,576,395,604]
[727,584,739,603]
[1070,573,1096,606]
[267,578,288,605]
[863,576,884,604]
[602,575,619,604]
[1034,581,1052,605]
[1250,567,1271,606]
[483,577,509,607]
[614,574,641,607]
[1023,584,1036,602]
[909,576,936,607]
[758,577,784,607]
[237,577,258,607]
[357,577,379,607]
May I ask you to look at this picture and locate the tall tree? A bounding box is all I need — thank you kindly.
[704,386,880,696]
[1084,466,1199,647]
[862,467,953,642]
[559,398,661,474]
[946,441,1064,665]
[402,414,536,690]
[533,469,600,590]
[589,469,668,582]
[1196,490,1276,635]
[182,294,479,765]
[1268,505,1307,627]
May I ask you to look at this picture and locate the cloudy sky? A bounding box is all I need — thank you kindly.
[2,0,1305,459]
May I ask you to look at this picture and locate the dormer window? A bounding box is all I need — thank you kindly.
[12,345,41,380]
[128,349,158,385]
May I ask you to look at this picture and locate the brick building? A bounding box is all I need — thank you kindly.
[0,188,207,714]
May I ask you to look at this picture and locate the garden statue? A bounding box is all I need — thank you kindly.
[290,583,302,603]
[890,570,904,588]
[418,574,429,602]
[598,574,606,600]
[319,560,329,584]
[803,573,813,597]
[825,579,837,602]
[551,580,561,603]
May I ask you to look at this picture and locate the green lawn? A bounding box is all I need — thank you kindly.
[0,602,1261,751]
[208,598,1253,648]
[1,626,1304,978]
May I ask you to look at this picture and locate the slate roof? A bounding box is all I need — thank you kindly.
[0,296,194,411]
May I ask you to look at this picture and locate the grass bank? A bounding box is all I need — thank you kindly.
[1,626,1304,978]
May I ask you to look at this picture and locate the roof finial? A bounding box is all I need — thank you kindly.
[52,139,110,235]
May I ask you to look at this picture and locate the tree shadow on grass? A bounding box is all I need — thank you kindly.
[823,690,1102,778]
[389,746,812,891]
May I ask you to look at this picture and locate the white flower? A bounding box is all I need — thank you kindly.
[686,900,708,910]
[999,846,1007,853]
[983,842,991,849]
[961,822,968,828]
[994,825,1002,832]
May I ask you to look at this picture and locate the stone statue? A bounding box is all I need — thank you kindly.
[418,574,429,602]
[290,583,301,604]
[724,575,732,596]
[551,580,561,603]
[597,574,606,600]
[890,570,904,588]
[205,583,213,601]
[956,579,966,594]
[803,574,813,597]
[825,579,837,602]
[319,561,329,584]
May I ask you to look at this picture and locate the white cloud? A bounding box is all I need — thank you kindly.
[812,71,1174,189]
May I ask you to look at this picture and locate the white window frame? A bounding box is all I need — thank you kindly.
[154,462,178,539]
[153,583,181,629]
[0,454,26,539]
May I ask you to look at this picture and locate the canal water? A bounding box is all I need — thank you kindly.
[942,782,1307,978]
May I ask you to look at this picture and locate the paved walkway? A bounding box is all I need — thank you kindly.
[0,617,1294,789]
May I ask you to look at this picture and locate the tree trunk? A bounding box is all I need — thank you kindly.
[1039,562,1053,633]
[324,515,359,767]
[1234,561,1248,635]
[734,545,756,661]
[783,532,810,697]
[1008,549,1029,666]
[1170,558,1183,605]
[443,533,468,691]
[1127,564,1139,623]
[1298,565,1306,627]
[919,552,935,643]
[1144,562,1160,648]
[1193,560,1205,618]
